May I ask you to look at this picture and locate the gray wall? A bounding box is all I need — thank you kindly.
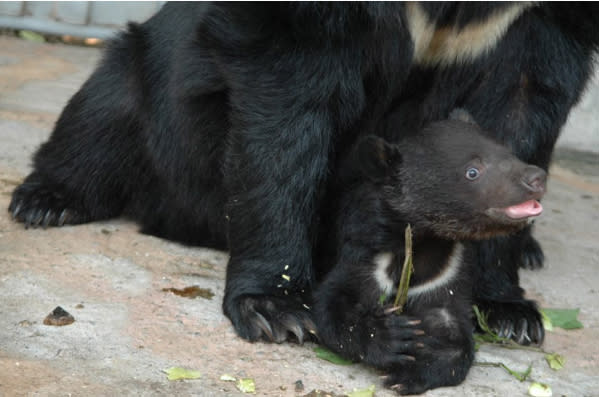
[0,1,163,39]
[558,73,599,154]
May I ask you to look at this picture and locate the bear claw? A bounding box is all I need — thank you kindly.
[9,177,89,229]
[229,295,316,344]
[478,300,544,345]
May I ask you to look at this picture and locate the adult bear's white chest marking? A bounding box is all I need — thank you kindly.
[406,2,533,67]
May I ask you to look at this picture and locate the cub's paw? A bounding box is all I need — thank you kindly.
[383,374,431,396]
[9,176,89,228]
[373,309,471,395]
[477,300,544,345]
[519,233,545,270]
[360,307,432,369]
[382,357,469,396]
[225,295,316,344]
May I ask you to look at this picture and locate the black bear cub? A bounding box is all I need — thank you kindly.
[313,117,546,395]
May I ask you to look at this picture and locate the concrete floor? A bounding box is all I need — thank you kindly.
[0,36,598,397]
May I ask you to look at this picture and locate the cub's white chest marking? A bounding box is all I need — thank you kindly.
[372,243,464,299]
[406,3,533,67]
[408,243,463,298]
[373,252,395,295]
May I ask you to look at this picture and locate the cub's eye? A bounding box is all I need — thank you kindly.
[465,167,480,180]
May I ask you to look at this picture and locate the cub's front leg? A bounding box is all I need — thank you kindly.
[313,275,429,370]
[313,256,474,395]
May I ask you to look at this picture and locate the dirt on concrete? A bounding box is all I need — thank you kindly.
[0,36,598,397]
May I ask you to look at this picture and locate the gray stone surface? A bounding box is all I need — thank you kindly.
[0,36,598,396]
[558,74,599,154]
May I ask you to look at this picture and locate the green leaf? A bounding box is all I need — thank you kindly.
[502,363,532,382]
[475,362,532,382]
[541,308,583,330]
[378,291,388,306]
[541,310,554,332]
[347,384,376,397]
[313,346,353,365]
[528,382,552,397]
[545,353,565,370]
[163,367,201,381]
[474,332,503,344]
[18,30,45,43]
[473,305,512,344]
[473,305,494,335]
[236,378,256,393]
[220,374,236,381]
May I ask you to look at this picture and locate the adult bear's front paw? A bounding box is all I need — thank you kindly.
[9,173,89,228]
[225,294,316,344]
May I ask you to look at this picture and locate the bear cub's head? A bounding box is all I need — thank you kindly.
[355,118,546,240]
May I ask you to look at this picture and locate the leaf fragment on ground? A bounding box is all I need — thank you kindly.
[475,362,532,382]
[220,374,236,381]
[541,308,583,330]
[162,285,214,300]
[545,353,565,370]
[529,382,552,397]
[163,367,201,381]
[505,363,532,382]
[236,378,256,393]
[313,346,353,365]
[347,384,376,397]
[540,310,554,331]
[302,390,343,397]
[19,30,45,43]
[473,305,511,344]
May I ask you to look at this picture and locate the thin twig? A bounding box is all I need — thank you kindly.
[393,224,413,314]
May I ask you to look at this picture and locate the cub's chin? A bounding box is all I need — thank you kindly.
[430,200,543,241]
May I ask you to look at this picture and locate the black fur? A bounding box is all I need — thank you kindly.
[313,119,546,394]
[7,0,599,370]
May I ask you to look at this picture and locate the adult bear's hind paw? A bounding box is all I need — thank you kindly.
[9,175,89,229]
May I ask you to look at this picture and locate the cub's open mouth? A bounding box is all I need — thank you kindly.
[503,200,543,219]
[486,200,543,222]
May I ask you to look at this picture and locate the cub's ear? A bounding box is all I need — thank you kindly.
[351,135,402,181]
[449,108,477,125]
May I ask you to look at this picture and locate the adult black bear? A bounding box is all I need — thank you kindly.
[7,3,599,345]
[313,117,546,395]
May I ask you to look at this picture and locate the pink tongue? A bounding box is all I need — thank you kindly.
[505,200,543,219]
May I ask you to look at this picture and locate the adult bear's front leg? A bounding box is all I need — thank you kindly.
[222,101,336,343]
[196,2,411,344]
[216,44,366,343]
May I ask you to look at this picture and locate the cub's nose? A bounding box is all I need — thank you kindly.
[521,165,547,196]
